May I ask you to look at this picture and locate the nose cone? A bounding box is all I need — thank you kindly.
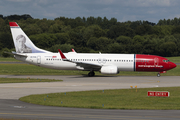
[170,62,177,69]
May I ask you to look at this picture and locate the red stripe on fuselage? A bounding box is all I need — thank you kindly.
[135,54,173,72]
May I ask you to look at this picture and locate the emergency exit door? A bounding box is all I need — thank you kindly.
[37,56,41,64]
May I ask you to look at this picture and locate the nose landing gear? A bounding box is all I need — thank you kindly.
[157,73,160,77]
[157,71,166,77]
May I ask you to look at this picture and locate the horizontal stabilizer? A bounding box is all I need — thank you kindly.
[4,51,27,57]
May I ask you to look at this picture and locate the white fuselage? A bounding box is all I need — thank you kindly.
[15,52,135,71]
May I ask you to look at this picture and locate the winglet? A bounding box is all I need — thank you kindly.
[58,49,67,60]
[72,49,76,52]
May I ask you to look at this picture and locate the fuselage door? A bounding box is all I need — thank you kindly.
[154,57,159,66]
[37,56,41,64]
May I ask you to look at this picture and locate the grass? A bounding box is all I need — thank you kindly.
[19,87,180,110]
[0,64,179,76]
[0,64,89,75]
[0,78,62,83]
[0,57,20,62]
[166,56,180,63]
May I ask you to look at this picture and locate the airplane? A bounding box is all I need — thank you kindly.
[9,22,177,77]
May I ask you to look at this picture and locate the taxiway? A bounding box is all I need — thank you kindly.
[0,75,180,119]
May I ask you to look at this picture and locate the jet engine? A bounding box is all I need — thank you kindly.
[100,65,119,74]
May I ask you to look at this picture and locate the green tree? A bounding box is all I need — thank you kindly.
[116,36,132,44]
[29,33,56,49]
[107,42,124,53]
[49,44,74,52]
[23,24,42,36]
[135,25,152,35]
[55,33,70,44]
[87,37,112,51]
[131,35,145,54]
[0,33,13,49]
[172,26,180,34]
[96,37,112,51]
[164,35,177,43]
[87,37,98,50]
[82,25,105,40]
[133,35,144,44]
[1,48,11,57]
[159,42,177,57]
[49,24,62,33]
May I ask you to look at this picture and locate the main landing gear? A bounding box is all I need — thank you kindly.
[88,71,95,77]
[157,73,161,77]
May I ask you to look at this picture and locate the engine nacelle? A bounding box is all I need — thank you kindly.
[100,65,119,74]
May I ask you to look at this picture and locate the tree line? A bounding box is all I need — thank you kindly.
[0,14,180,57]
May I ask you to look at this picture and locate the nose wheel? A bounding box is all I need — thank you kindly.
[157,71,166,77]
[88,71,95,77]
[157,73,160,77]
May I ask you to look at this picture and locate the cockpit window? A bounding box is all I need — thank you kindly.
[163,60,170,62]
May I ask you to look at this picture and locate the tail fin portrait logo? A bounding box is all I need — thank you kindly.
[16,35,32,53]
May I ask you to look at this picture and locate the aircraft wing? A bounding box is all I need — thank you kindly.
[74,61,102,70]
[58,49,102,71]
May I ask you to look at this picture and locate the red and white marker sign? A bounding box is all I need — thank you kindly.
[147,91,170,97]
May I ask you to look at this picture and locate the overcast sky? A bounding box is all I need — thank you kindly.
[1,0,180,23]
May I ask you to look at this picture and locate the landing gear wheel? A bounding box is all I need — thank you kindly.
[157,73,160,77]
[88,71,95,77]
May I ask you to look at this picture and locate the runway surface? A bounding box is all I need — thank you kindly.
[0,75,180,119]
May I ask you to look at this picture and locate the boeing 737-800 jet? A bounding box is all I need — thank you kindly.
[9,22,176,77]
